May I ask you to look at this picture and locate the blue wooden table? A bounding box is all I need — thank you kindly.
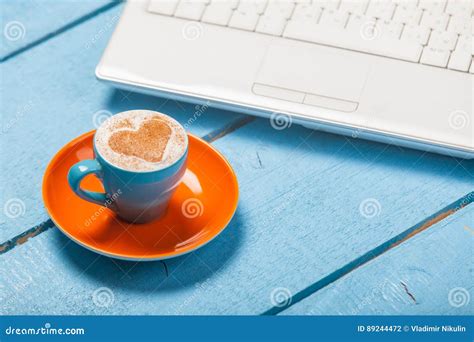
[1,1,473,315]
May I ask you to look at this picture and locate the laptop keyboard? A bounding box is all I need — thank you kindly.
[147,0,474,73]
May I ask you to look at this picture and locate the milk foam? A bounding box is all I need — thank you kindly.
[95,110,187,172]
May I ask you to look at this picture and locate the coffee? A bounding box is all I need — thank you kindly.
[95,110,187,172]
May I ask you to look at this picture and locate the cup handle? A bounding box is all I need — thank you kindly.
[67,159,107,206]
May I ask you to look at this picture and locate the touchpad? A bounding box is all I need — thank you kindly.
[253,44,370,112]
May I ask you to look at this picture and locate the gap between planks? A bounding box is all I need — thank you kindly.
[262,191,474,315]
[0,116,255,254]
[0,1,122,63]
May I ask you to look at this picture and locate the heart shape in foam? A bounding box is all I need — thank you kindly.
[108,118,172,163]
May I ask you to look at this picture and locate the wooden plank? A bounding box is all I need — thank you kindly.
[1,0,117,60]
[1,118,472,314]
[0,5,243,242]
[283,204,474,315]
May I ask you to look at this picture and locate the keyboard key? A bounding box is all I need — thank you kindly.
[346,14,379,40]
[392,0,418,8]
[284,18,318,36]
[401,24,430,45]
[448,49,472,71]
[229,2,264,31]
[420,47,450,67]
[283,21,423,62]
[264,2,295,19]
[366,0,396,20]
[392,4,422,25]
[455,35,473,55]
[291,3,322,21]
[346,13,376,30]
[378,20,403,39]
[420,11,449,30]
[448,15,471,35]
[256,15,287,35]
[445,0,471,16]
[313,0,340,11]
[418,0,447,13]
[256,1,295,35]
[148,0,179,16]
[318,9,349,29]
[175,0,207,20]
[428,30,458,50]
[250,0,268,14]
[339,0,368,15]
[202,1,236,26]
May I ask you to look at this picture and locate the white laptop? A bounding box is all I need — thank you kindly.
[96,0,474,158]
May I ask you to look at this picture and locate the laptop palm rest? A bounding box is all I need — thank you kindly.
[253,44,371,112]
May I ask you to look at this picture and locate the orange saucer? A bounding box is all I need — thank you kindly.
[42,131,238,261]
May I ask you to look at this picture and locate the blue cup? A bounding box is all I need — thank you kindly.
[67,124,188,223]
